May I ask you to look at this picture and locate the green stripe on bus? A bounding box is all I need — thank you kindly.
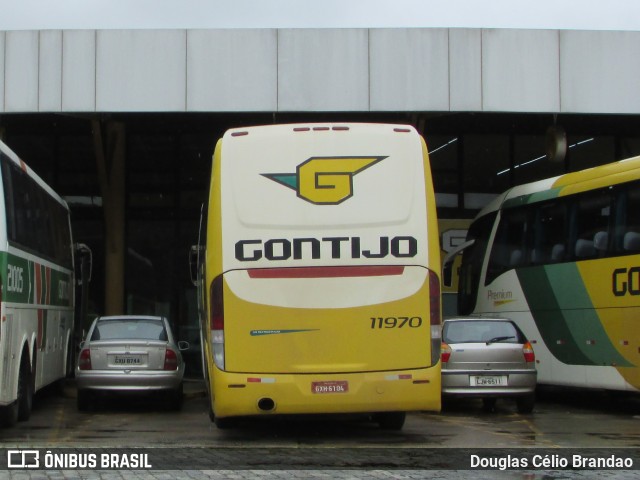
[0,251,72,307]
[503,188,562,210]
[517,264,632,367]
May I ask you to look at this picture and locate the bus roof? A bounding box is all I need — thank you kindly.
[0,139,69,210]
[477,155,640,217]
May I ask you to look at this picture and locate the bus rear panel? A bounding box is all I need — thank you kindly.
[201,124,441,425]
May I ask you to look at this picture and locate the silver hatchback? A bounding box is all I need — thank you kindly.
[441,317,537,413]
[76,315,189,411]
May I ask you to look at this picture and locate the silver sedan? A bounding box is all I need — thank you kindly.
[76,315,189,411]
[441,317,537,413]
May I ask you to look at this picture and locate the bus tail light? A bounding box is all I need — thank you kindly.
[441,342,451,364]
[429,269,442,366]
[523,341,535,363]
[164,348,178,370]
[78,348,92,370]
[210,274,225,371]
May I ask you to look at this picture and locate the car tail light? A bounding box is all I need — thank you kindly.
[523,341,535,363]
[164,348,179,370]
[429,270,442,366]
[210,274,225,370]
[441,342,451,364]
[78,348,92,370]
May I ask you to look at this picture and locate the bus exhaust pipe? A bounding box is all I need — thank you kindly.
[257,398,276,412]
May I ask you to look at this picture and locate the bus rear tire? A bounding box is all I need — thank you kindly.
[214,416,237,429]
[65,336,75,379]
[376,411,406,430]
[17,355,33,422]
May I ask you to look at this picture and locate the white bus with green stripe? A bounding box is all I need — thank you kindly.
[0,139,75,426]
[445,156,640,393]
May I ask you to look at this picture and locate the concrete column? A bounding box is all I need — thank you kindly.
[92,119,126,315]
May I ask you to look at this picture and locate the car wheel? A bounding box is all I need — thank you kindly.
[77,389,91,412]
[169,383,183,411]
[376,411,406,430]
[17,355,33,422]
[482,397,497,412]
[516,394,535,414]
[0,402,18,427]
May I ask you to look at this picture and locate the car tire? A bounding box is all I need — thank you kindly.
[77,389,91,412]
[516,394,535,414]
[169,383,183,411]
[17,355,33,422]
[0,402,18,427]
[376,411,406,430]
[482,397,497,412]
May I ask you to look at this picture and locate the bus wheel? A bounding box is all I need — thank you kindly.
[376,411,406,430]
[65,336,75,378]
[214,416,237,429]
[17,355,33,422]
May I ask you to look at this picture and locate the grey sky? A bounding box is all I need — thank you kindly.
[1,0,640,31]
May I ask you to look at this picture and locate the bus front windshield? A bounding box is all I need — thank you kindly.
[458,212,496,315]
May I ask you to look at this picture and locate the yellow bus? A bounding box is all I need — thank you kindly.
[444,156,640,393]
[192,123,442,429]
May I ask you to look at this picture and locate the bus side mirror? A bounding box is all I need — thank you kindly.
[75,243,93,285]
[189,245,202,286]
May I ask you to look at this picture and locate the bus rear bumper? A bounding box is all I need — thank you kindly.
[210,366,441,419]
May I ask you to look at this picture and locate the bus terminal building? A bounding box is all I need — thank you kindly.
[1,26,639,343]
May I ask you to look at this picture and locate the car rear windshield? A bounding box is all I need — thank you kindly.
[91,319,167,341]
[443,320,523,344]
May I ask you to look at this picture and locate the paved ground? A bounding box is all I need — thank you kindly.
[0,379,637,479]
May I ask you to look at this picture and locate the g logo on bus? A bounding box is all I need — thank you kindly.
[262,156,387,205]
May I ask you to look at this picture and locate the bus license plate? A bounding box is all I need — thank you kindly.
[471,375,507,386]
[112,355,144,366]
[312,381,349,394]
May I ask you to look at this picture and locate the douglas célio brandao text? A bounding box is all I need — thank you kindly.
[470,453,634,470]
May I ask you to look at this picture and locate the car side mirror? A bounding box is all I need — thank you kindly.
[178,341,190,351]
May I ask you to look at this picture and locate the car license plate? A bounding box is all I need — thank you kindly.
[111,355,144,366]
[470,375,507,386]
[311,381,349,394]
